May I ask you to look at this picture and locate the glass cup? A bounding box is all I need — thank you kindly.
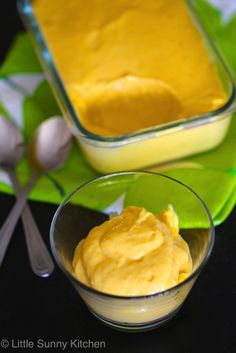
[50,171,215,332]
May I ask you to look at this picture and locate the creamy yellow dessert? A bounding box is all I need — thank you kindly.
[33,0,226,136]
[72,206,192,296]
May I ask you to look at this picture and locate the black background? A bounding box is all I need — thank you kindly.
[0,1,236,352]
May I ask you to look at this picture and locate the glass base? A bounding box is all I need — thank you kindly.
[89,307,182,332]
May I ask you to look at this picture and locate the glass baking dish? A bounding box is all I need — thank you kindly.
[18,0,236,173]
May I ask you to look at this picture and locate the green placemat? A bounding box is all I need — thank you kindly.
[0,0,236,227]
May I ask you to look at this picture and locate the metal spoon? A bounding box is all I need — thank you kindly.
[0,116,72,268]
[0,115,54,277]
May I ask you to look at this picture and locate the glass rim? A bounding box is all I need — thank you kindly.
[50,171,215,300]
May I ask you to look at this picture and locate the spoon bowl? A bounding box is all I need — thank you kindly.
[29,116,72,174]
[0,115,24,167]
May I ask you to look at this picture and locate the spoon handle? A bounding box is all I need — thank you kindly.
[0,172,38,267]
[7,168,54,277]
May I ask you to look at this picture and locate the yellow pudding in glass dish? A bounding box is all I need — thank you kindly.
[20,0,235,172]
[73,206,192,296]
[50,172,215,331]
[33,0,226,136]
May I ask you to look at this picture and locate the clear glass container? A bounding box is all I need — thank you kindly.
[18,0,236,173]
[50,172,215,331]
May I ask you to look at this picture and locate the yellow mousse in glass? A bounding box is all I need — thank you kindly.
[33,0,226,136]
[72,206,192,296]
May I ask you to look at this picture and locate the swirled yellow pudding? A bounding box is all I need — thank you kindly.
[33,0,226,136]
[72,206,192,296]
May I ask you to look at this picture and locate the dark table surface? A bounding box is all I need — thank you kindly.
[1,2,236,352]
